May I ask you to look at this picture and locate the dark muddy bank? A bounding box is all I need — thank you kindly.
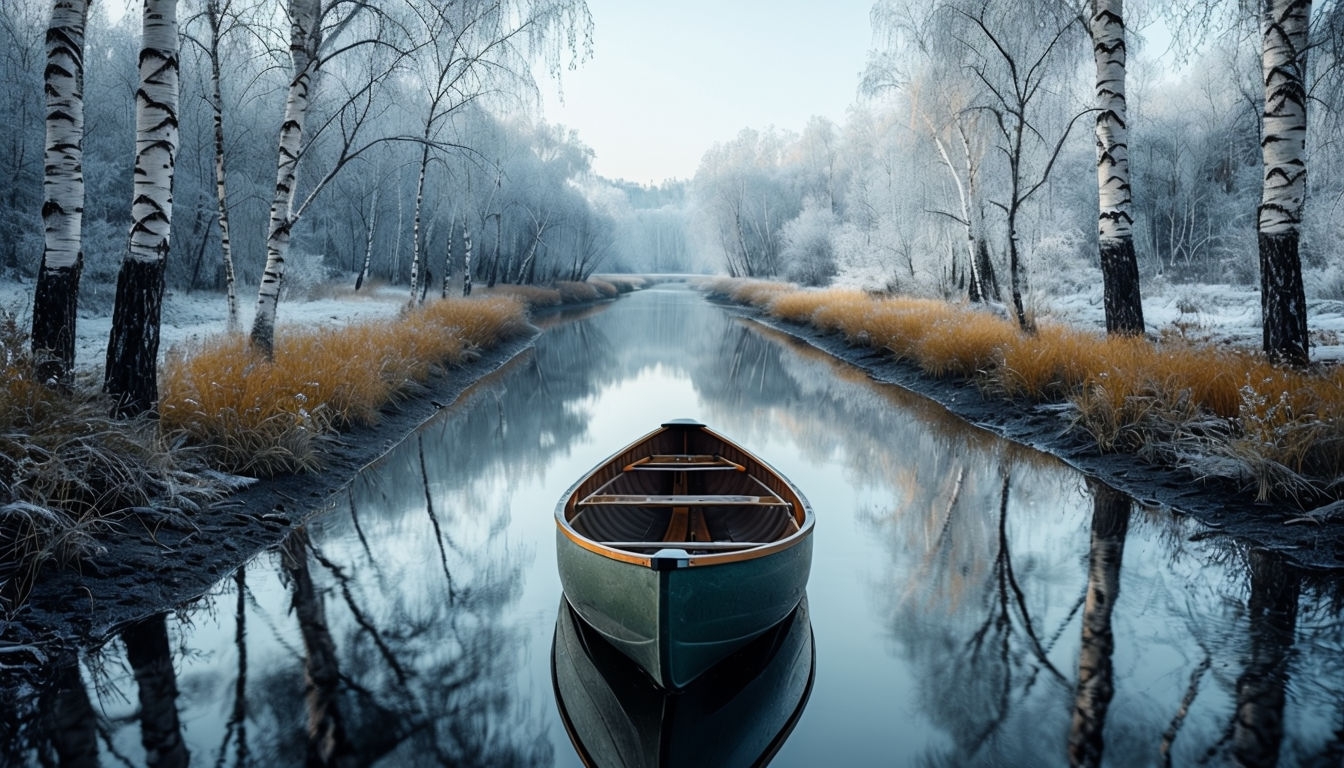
[1,331,540,674]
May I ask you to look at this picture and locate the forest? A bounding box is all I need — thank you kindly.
[3,0,1342,399]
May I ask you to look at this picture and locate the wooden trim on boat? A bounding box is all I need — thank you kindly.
[557,422,813,569]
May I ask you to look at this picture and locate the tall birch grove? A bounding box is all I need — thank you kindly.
[30,0,89,387]
[1090,0,1144,336]
[104,0,180,416]
[1257,0,1311,365]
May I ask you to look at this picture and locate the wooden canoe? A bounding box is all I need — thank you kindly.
[555,419,814,690]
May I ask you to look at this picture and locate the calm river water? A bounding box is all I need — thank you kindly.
[8,283,1343,766]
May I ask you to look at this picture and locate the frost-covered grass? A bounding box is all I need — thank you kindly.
[704,277,1344,506]
[159,295,532,476]
[1,276,629,601]
[0,311,223,605]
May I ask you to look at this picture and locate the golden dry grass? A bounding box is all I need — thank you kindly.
[160,294,531,475]
[556,281,603,303]
[914,312,1019,379]
[706,277,1344,504]
[484,283,562,307]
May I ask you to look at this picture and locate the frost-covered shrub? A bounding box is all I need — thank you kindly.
[282,250,331,300]
[779,199,837,287]
[1027,228,1098,298]
[1306,262,1344,301]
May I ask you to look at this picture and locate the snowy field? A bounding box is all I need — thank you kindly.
[0,277,409,380]
[1039,280,1344,362]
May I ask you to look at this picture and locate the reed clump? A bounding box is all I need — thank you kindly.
[160,295,531,476]
[707,277,1344,505]
[556,281,602,303]
[485,283,563,307]
[1,310,222,604]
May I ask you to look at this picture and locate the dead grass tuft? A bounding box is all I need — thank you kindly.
[704,276,1344,506]
[160,295,532,476]
[556,281,603,303]
[915,312,1019,379]
[2,309,223,604]
[486,283,563,307]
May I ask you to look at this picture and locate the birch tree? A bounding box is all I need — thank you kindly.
[1091,0,1145,335]
[104,0,180,417]
[959,4,1091,331]
[249,0,321,359]
[1257,0,1311,365]
[30,0,89,388]
[182,0,248,331]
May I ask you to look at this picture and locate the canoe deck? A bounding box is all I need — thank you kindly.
[569,450,799,554]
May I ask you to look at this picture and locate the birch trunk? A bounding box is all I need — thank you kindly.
[928,125,984,302]
[1068,482,1130,767]
[407,143,430,305]
[355,187,377,290]
[104,0,179,417]
[1258,0,1311,365]
[441,216,453,298]
[250,0,321,358]
[206,0,238,332]
[281,529,358,768]
[1231,550,1298,767]
[1092,0,1144,336]
[31,0,89,388]
[462,220,473,296]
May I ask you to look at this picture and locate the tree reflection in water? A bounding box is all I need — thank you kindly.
[4,285,1344,766]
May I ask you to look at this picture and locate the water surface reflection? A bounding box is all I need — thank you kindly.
[3,284,1342,766]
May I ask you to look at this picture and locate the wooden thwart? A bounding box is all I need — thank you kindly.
[578,493,788,507]
[624,454,746,472]
[600,541,768,551]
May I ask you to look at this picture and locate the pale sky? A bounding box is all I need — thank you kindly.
[109,0,877,186]
[541,0,876,185]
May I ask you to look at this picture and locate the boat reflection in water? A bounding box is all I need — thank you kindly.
[551,595,814,767]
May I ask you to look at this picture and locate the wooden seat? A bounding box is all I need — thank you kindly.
[578,494,789,507]
[600,541,768,551]
[623,454,746,472]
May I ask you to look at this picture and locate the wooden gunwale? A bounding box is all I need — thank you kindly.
[557,423,812,568]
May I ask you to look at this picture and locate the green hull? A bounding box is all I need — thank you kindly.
[556,529,813,689]
[552,595,814,767]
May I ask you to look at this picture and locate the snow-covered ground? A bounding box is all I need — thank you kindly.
[4,274,1344,378]
[1039,279,1344,362]
[0,277,409,379]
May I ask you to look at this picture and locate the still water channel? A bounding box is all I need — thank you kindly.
[10,283,1344,766]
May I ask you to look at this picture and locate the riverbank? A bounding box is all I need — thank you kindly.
[705,282,1344,572]
[0,278,639,674]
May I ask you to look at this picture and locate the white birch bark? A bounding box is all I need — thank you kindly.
[250,0,321,358]
[1091,0,1144,335]
[125,0,179,273]
[1257,0,1311,365]
[462,220,472,296]
[38,0,86,274]
[103,0,179,415]
[441,214,453,298]
[407,144,430,306]
[31,0,89,386]
[1258,0,1309,238]
[355,187,377,290]
[1092,0,1132,245]
[206,0,238,332]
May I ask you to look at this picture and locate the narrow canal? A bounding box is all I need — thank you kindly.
[10,283,1343,766]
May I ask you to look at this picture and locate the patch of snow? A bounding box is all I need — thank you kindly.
[0,277,409,379]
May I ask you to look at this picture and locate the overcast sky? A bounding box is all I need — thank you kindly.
[541,0,876,185]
